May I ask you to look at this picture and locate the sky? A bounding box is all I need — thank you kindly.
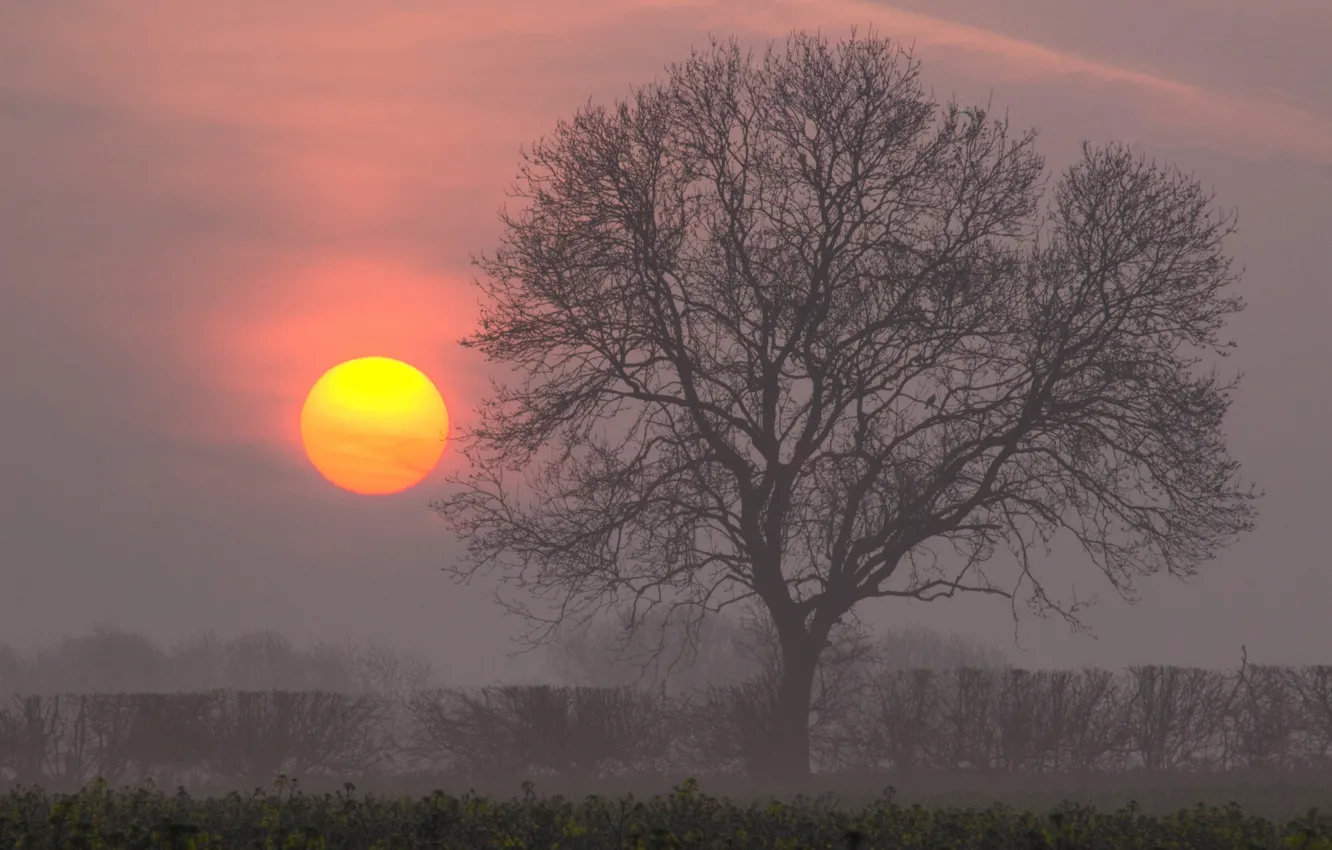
[1,0,1329,687]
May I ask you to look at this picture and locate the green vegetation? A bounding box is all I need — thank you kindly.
[3,776,1332,850]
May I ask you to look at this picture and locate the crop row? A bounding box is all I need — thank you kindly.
[4,777,1332,850]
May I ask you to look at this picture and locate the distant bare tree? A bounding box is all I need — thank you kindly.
[1057,667,1132,773]
[0,694,62,785]
[341,642,438,697]
[29,628,169,694]
[4,628,438,701]
[404,683,678,777]
[219,631,350,693]
[1121,665,1231,772]
[550,604,1004,772]
[167,631,230,693]
[433,28,1258,779]
[1283,665,1332,771]
[205,690,392,784]
[82,693,140,785]
[931,666,1002,771]
[550,603,1007,698]
[1225,658,1302,772]
[120,692,216,785]
[848,667,941,773]
[871,624,1010,672]
[548,604,761,695]
[0,642,31,695]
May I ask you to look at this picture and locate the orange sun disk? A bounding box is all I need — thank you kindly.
[300,357,449,495]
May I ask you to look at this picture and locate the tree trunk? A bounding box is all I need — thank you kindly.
[759,633,822,783]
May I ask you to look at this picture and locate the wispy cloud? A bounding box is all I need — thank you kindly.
[673,0,1332,164]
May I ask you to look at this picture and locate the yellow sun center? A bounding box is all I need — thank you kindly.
[300,357,448,495]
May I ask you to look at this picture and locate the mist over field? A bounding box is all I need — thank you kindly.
[4,619,1330,821]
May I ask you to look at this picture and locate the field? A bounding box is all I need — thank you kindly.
[5,770,1332,849]
[100,766,1332,825]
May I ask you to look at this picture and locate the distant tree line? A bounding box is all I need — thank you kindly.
[0,611,1004,700]
[2,623,1331,790]
[406,656,1332,780]
[544,604,1011,697]
[0,629,437,697]
[0,614,1009,789]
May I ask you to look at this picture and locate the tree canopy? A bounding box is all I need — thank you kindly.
[434,28,1258,778]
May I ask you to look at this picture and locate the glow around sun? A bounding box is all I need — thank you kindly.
[300,357,449,495]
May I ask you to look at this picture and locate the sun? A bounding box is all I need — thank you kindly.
[300,357,449,495]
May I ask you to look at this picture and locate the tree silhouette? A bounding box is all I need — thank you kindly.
[433,28,1258,780]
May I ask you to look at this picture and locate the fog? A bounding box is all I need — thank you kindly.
[4,618,1330,821]
[1,0,1329,758]
[0,617,1008,697]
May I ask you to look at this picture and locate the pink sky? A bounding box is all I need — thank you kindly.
[10,1,1329,465]
[2,0,1330,681]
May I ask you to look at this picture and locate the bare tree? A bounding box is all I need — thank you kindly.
[342,642,438,697]
[0,695,65,786]
[432,28,1258,780]
[404,683,679,778]
[167,631,231,693]
[0,642,31,696]
[205,690,392,784]
[550,602,1006,700]
[549,603,776,696]
[1121,665,1231,772]
[1283,665,1332,771]
[871,624,1011,672]
[217,631,358,693]
[28,628,170,694]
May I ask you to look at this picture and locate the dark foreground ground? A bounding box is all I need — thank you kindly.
[15,767,1325,823]
[5,771,1332,850]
